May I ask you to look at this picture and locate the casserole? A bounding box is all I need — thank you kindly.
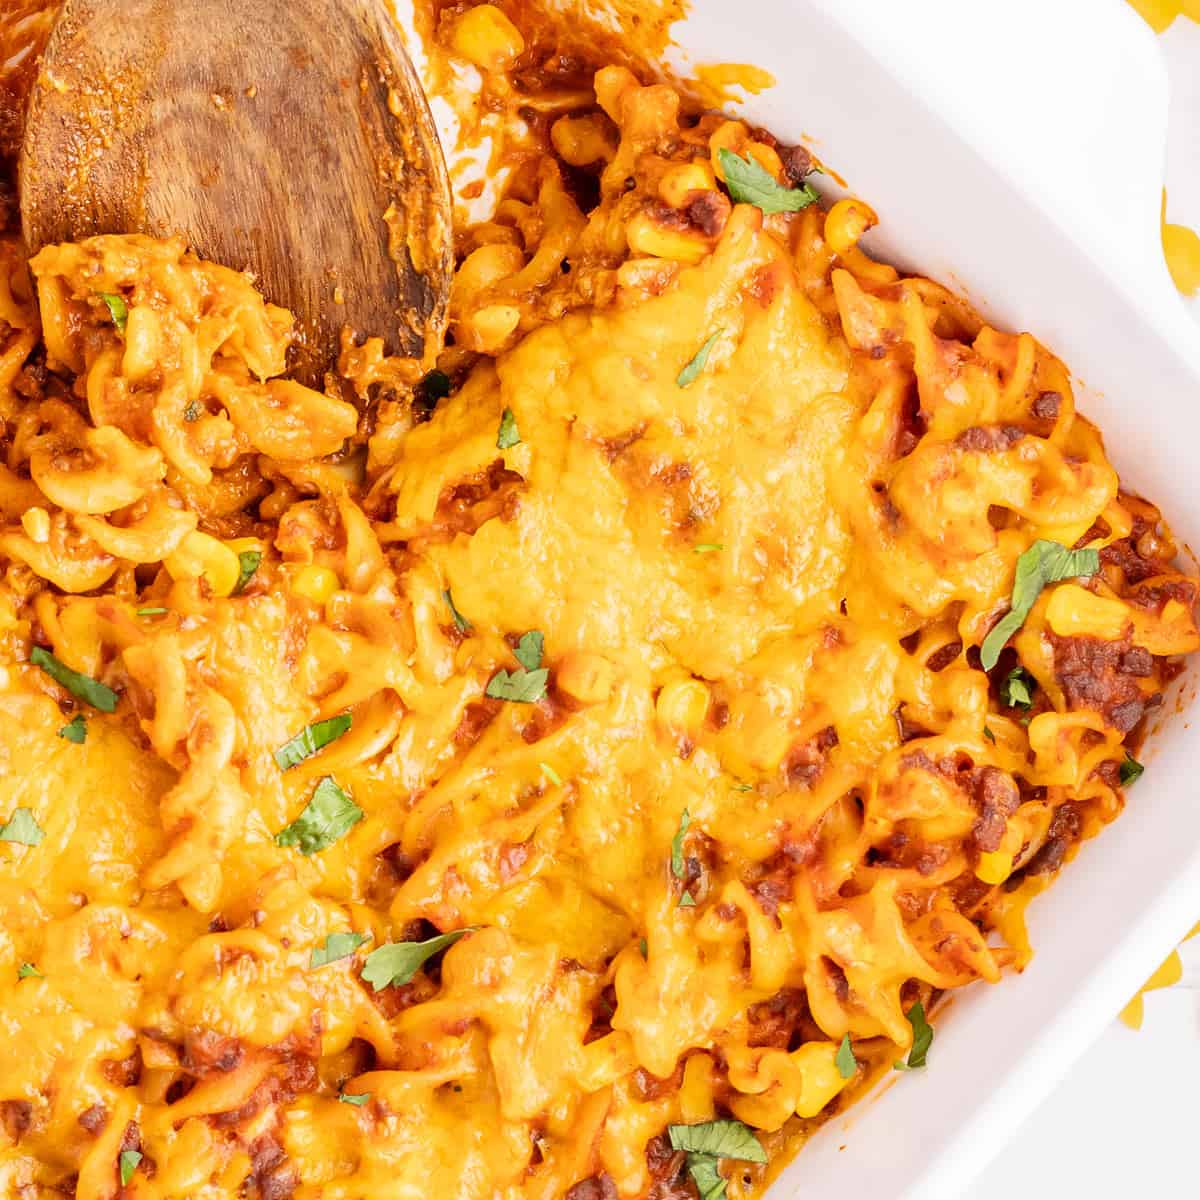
[653,1,1200,1196]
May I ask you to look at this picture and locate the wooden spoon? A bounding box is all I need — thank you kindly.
[20,0,453,386]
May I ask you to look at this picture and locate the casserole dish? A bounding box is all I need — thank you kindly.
[632,0,1200,1195]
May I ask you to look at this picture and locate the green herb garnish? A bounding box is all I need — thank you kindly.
[17,963,41,980]
[232,549,261,596]
[30,646,117,713]
[983,726,996,744]
[677,331,720,388]
[310,930,369,968]
[1000,667,1035,710]
[99,292,128,333]
[693,543,723,554]
[678,891,696,908]
[835,1033,858,1079]
[980,541,1100,670]
[497,407,520,449]
[540,762,563,786]
[894,1000,934,1070]
[136,607,169,616]
[1119,753,1144,787]
[718,148,819,214]
[275,776,363,855]
[274,714,352,770]
[444,588,472,633]
[360,928,476,992]
[668,1120,767,1200]
[119,1149,142,1186]
[670,809,690,880]
[0,808,45,847]
[57,714,87,744]
[485,630,548,703]
[339,1092,371,1106]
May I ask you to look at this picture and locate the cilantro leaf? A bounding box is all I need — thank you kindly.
[540,762,563,786]
[339,1091,371,1106]
[274,714,352,770]
[670,809,690,880]
[638,937,648,958]
[678,890,697,908]
[1000,666,1035,710]
[136,607,168,616]
[983,726,996,743]
[718,148,819,214]
[686,1154,728,1200]
[0,808,45,846]
[57,714,87,743]
[514,630,544,671]
[894,1000,934,1070]
[835,1033,858,1079]
[444,588,472,633]
[17,962,41,979]
[980,541,1100,670]
[30,646,118,712]
[1119,753,1144,787]
[99,292,128,333]
[309,930,369,968]
[497,407,520,449]
[275,776,363,855]
[677,331,720,388]
[668,1119,767,1164]
[119,1149,142,1186]
[360,928,476,992]
[485,667,548,703]
[232,549,262,596]
[693,542,723,553]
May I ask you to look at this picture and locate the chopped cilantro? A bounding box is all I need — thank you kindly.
[57,714,87,744]
[894,1000,934,1070]
[275,776,363,855]
[718,148,819,214]
[1119,753,1144,787]
[497,407,520,449]
[444,588,472,633]
[980,541,1100,670]
[99,292,128,333]
[0,808,45,846]
[360,928,476,991]
[310,931,369,968]
[274,714,352,770]
[677,331,720,388]
[30,646,118,712]
[835,1033,857,1079]
[232,549,261,596]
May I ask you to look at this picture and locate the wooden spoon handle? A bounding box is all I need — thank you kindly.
[21,0,453,385]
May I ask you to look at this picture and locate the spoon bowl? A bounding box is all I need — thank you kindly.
[20,0,453,386]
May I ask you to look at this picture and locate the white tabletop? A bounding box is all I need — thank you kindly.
[975,16,1200,1198]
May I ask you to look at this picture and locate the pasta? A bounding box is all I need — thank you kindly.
[1,4,1198,1199]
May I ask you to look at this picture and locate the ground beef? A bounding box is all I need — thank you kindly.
[182,1030,244,1074]
[1048,633,1156,733]
[1023,802,1084,877]
[645,1133,691,1200]
[970,766,1021,853]
[565,1176,618,1200]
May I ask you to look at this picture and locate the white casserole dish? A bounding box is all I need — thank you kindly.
[664,1,1200,1196]
[414,0,1200,1194]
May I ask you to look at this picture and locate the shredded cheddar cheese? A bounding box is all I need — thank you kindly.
[0,6,1198,1199]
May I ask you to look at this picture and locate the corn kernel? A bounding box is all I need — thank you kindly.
[656,678,710,733]
[1044,585,1129,641]
[551,113,618,167]
[21,506,50,544]
[453,243,525,301]
[164,530,241,597]
[449,5,525,73]
[657,161,718,210]
[825,198,879,256]
[626,212,709,264]
[976,849,1014,886]
[461,304,521,353]
[556,652,615,706]
[291,564,339,605]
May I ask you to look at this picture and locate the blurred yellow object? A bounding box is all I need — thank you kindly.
[1128,0,1200,30]
[1119,921,1200,1028]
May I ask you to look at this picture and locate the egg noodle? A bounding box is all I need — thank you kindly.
[1,5,1198,1199]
